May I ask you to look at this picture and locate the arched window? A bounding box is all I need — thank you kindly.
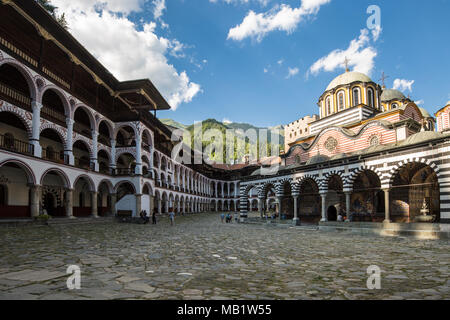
[352,88,360,106]
[0,184,7,206]
[326,96,332,115]
[338,91,345,111]
[367,88,374,108]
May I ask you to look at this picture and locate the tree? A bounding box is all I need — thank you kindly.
[35,0,68,30]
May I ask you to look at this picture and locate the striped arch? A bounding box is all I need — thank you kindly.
[275,178,293,196]
[96,118,115,139]
[0,58,38,100]
[114,123,138,141]
[97,179,114,193]
[39,85,71,116]
[39,122,67,148]
[0,101,33,138]
[321,170,346,192]
[387,157,441,188]
[241,184,257,197]
[259,181,278,198]
[72,104,96,130]
[115,149,137,163]
[294,174,320,194]
[345,165,383,190]
[72,136,94,157]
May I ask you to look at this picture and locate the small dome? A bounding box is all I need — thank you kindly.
[326,71,373,91]
[306,154,330,165]
[419,107,431,118]
[381,89,406,102]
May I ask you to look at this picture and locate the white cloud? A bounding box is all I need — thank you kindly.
[227,0,331,42]
[223,118,233,124]
[210,0,271,6]
[277,59,284,65]
[152,0,166,20]
[52,0,201,110]
[309,28,378,76]
[393,79,415,92]
[263,68,268,73]
[415,100,424,105]
[286,67,299,79]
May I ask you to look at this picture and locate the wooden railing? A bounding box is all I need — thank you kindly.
[114,168,135,176]
[74,157,92,170]
[0,134,33,155]
[42,148,65,164]
[41,104,67,127]
[0,81,31,111]
[73,122,92,138]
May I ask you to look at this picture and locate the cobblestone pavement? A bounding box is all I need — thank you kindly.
[0,213,449,300]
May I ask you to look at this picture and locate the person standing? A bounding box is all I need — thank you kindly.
[169,210,175,226]
[152,210,157,225]
[220,213,225,223]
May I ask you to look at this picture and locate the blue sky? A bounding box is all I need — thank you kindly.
[54,0,450,127]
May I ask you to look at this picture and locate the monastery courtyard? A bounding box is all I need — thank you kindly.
[0,214,448,300]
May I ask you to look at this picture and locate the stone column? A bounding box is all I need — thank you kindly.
[135,194,142,217]
[111,193,117,216]
[320,193,328,222]
[110,139,116,174]
[30,185,41,218]
[384,189,391,223]
[157,198,161,214]
[135,134,143,175]
[91,191,98,218]
[277,196,283,221]
[345,192,351,221]
[65,118,74,165]
[31,101,42,157]
[293,194,300,226]
[258,198,264,218]
[91,130,99,172]
[149,195,154,215]
[66,189,74,219]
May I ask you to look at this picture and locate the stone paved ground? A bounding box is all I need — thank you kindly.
[0,213,448,300]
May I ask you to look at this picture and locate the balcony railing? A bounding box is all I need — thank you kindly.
[41,104,67,128]
[0,134,34,155]
[73,122,92,139]
[0,81,31,111]
[74,157,92,170]
[42,148,66,164]
[114,168,135,176]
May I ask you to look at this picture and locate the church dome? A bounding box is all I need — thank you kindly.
[401,131,443,146]
[381,89,406,102]
[306,154,330,165]
[326,71,373,91]
[419,107,432,118]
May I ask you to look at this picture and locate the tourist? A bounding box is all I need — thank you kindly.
[152,210,157,225]
[169,210,175,226]
[337,213,343,222]
[220,213,225,223]
[141,210,150,224]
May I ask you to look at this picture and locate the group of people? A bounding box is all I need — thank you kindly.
[220,213,234,223]
[139,210,159,225]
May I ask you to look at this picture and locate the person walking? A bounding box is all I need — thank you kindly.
[169,210,175,226]
[220,213,225,223]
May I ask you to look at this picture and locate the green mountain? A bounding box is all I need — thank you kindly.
[159,118,188,130]
[160,118,285,163]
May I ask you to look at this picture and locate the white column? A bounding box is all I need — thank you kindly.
[293,194,300,226]
[91,191,98,218]
[91,130,99,172]
[345,192,351,221]
[320,193,327,222]
[135,134,142,175]
[384,189,391,223]
[31,101,42,157]
[110,139,116,173]
[30,185,41,218]
[65,118,74,165]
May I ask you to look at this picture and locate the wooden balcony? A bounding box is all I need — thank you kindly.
[0,81,31,111]
[41,104,67,128]
[0,133,34,156]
